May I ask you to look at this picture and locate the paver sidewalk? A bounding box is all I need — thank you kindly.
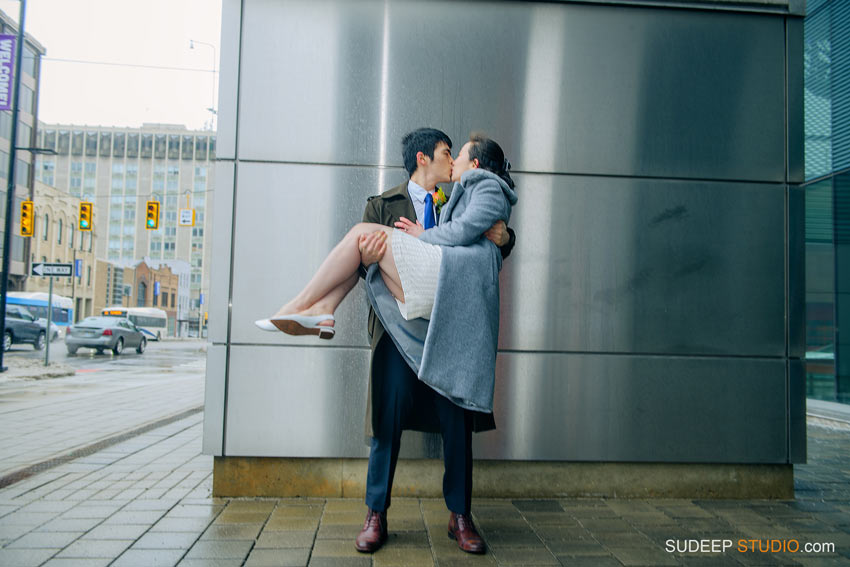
[0,410,848,566]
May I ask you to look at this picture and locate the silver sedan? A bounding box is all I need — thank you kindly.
[65,317,147,355]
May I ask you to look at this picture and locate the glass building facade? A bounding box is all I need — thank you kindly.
[804,0,850,403]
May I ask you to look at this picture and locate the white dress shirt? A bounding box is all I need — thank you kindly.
[406,179,432,226]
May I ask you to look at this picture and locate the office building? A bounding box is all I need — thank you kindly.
[35,123,215,332]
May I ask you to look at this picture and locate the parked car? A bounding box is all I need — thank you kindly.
[3,305,46,351]
[36,319,60,341]
[65,317,147,355]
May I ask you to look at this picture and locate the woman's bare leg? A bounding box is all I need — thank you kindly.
[272,224,404,323]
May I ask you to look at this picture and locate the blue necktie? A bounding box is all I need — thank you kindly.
[424,193,435,229]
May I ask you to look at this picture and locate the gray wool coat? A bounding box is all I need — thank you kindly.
[365,168,518,413]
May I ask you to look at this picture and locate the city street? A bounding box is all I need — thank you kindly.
[0,340,206,481]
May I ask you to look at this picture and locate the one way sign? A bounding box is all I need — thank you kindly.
[31,263,73,277]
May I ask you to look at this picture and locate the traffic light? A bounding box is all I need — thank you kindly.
[145,201,160,230]
[78,202,93,231]
[20,200,34,237]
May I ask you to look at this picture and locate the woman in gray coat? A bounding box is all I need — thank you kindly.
[256,134,517,413]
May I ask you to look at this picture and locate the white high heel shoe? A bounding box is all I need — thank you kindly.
[254,313,336,340]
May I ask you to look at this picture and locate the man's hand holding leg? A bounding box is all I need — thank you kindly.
[484,220,509,247]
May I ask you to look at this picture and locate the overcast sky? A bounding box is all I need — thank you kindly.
[0,0,222,131]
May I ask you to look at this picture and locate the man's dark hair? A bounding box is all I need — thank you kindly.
[401,128,452,176]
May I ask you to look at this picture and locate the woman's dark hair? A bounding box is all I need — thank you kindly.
[467,133,514,189]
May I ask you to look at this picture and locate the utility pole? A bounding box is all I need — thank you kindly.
[0,0,27,371]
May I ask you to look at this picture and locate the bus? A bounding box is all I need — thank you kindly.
[101,307,168,340]
[6,292,74,337]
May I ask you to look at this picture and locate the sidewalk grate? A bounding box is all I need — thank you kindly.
[0,405,203,489]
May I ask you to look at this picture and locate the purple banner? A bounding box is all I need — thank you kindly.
[0,35,15,111]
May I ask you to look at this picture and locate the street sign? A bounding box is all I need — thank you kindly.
[31,263,73,277]
[179,208,195,226]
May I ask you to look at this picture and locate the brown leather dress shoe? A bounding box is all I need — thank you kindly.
[448,512,486,554]
[354,508,387,553]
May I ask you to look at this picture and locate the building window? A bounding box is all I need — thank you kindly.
[171,293,175,307]
[87,265,91,286]
[0,112,10,140]
[37,158,54,186]
[127,132,140,158]
[57,131,70,155]
[141,134,153,158]
[42,214,48,240]
[69,225,74,248]
[43,130,57,151]
[113,132,125,157]
[19,86,33,114]
[138,281,146,307]
[99,132,112,157]
[154,135,166,159]
[16,159,29,187]
[17,121,31,147]
[111,163,124,190]
[167,165,179,191]
[85,132,98,157]
[84,162,96,196]
[71,131,84,156]
[168,135,180,159]
[126,164,138,193]
[57,219,62,244]
[153,290,158,306]
[22,45,36,77]
[195,136,208,161]
[182,135,194,160]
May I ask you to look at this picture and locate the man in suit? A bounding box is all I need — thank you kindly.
[355,128,516,554]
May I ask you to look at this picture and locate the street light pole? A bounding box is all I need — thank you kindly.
[189,39,216,130]
[0,0,27,372]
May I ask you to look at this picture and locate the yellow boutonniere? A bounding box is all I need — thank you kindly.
[433,188,448,214]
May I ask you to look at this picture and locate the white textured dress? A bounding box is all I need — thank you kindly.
[391,228,442,320]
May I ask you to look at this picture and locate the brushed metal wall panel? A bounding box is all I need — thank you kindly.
[216,0,241,160]
[202,344,227,456]
[229,162,408,347]
[237,0,785,181]
[474,353,789,463]
[209,162,236,345]
[222,348,788,463]
[499,174,786,356]
[224,345,441,458]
